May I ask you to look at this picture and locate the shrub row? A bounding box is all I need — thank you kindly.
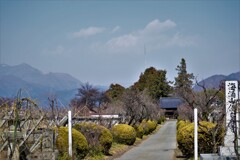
[133,120,158,139]
[177,120,224,158]
[74,122,113,155]
[56,119,160,159]
[111,120,158,145]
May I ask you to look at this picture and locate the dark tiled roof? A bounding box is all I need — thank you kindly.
[159,97,184,109]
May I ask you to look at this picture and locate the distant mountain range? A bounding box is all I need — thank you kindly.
[0,63,83,106]
[193,71,240,91]
[0,63,239,105]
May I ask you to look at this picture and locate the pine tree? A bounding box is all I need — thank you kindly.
[174,58,195,116]
[174,58,194,92]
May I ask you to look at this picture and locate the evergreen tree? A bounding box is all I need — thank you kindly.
[174,58,194,92]
[106,83,125,101]
[174,58,195,109]
[132,67,172,100]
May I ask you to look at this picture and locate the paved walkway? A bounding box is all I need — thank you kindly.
[115,120,177,160]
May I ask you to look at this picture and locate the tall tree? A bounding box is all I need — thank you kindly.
[105,83,125,101]
[174,58,195,107]
[73,83,109,112]
[76,83,99,108]
[174,58,194,91]
[132,67,172,100]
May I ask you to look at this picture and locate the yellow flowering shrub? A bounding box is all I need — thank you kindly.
[56,127,88,159]
[111,124,136,145]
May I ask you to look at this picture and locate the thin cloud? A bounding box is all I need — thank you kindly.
[105,19,195,51]
[166,33,197,47]
[111,26,121,33]
[141,19,176,35]
[71,27,105,38]
[106,34,138,48]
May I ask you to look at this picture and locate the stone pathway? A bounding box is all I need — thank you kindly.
[115,120,177,160]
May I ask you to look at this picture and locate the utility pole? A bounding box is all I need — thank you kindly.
[144,44,146,69]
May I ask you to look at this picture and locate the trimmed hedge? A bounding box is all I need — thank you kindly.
[74,122,113,155]
[139,120,158,135]
[147,120,158,133]
[198,121,224,154]
[111,124,137,145]
[134,124,144,139]
[177,121,194,157]
[177,120,190,131]
[56,127,88,159]
[157,116,166,124]
[177,121,224,157]
[134,120,157,138]
[57,153,72,160]
[140,120,150,135]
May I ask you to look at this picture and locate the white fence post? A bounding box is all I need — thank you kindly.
[68,111,72,157]
[194,108,198,160]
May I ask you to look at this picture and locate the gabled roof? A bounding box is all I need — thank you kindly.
[159,97,184,109]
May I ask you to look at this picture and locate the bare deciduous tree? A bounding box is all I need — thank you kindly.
[177,104,194,121]
[177,79,224,122]
[72,83,110,114]
[195,80,224,121]
[121,89,159,125]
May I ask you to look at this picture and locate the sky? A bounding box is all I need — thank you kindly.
[0,0,239,87]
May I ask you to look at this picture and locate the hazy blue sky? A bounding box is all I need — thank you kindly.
[0,0,239,86]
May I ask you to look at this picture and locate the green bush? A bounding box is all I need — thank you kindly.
[111,124,137,145]
[177,120,190,131]
[134,124,144,139]
[139,120,157,135]
[198,121,224,154]
[56,127,88,159]
[147,120,158,133]
[74,122,113,155]
[157,116,166,124]
[57,152,72,160]
[177,121,224,157]
[140,120,150,135]
[177,122,194,157]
